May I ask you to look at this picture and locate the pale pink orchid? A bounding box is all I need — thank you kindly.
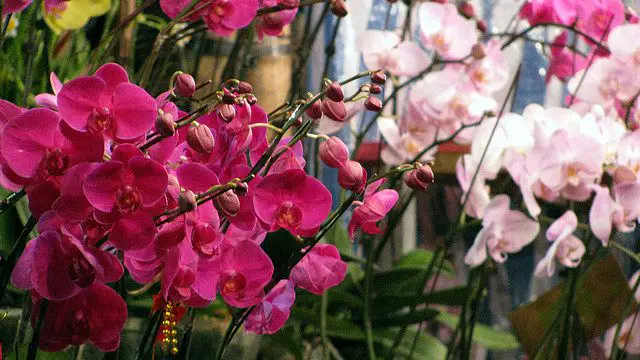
[603,271,640,356]
[589,183,640,246]
[569,58,640,108]
[464,195,540,267]
[617,129,640,174]
[357,30,431,77]
[534,210,585,277]
[377,108,437,166]
[608,24,640,67]
[466,40,509,94]
[456,155,491,219]
[418,2,477,60]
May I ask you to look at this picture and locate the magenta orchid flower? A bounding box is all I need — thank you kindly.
[546,32,589,83]
[534,210,585,277]
[57,63,157,141]
[256,0,298,39]
[519,0,577,26]
[575,0,624,40]
[357,30,431,77]
[12,229,123,300]
[464,195,540,267]
[35,72,63,110]
[253,168,332,237]
[290,244,347,295]
[161,0,259,36]
[215,239,274,308]
[31,283,127,352]
[83,144,168,250]
[418,2,477,60]
[2,0,32,14]
[347,179,399,240]
[245,280,296,334]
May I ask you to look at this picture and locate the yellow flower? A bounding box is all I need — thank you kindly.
[43,0,111,34]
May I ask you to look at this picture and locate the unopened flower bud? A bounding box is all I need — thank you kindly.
[325,81,344,102]
[217,104,236,123]
[321,99,347,122]
[155,112,176,137]
[405,164,434,190]
[178,190,197,212]
[365,96,382,112]
[458,1,475,18]
[234,182,249,196]
[187,124,215,154]
[371,71,386,85]
[306,99,323,120]
[330,0,348,17]
[476,19,487,33]
[174,73,196,98]
[222,88,236,104]
[238,81,253,94]
[245,94,257,105]
[215,190,240,217]
[319,136,349,168]
[369,83,382,94]
[415,164,434,183]
[471,43,486,60]
[338,160,367,192]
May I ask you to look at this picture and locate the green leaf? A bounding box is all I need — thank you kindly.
[436,312,520,350]
[371,308,439,327]
[364,268,432,296]
[375,328,447,360]
[372,286,468,313]
[394,249,455,277]
[7,345,70,360]
[292,308,366,341]
[262,326,305,360]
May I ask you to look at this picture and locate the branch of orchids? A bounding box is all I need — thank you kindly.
[499,22,610,53]
[27,299,48,360]
[256,0,328,16]
[0,188,25,215]
[0,216,36,307]
[139,104,210,151]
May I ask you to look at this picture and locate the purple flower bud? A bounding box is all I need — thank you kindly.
[215,189,240,217]
[404,171,428,190]
[369,84,382,94]
[245,94,258,105]
[217,104,236,123]
[238,81,253,94]
[325,81,344,102]
[338,160,367,192]
[458,1,475,18]
[175,73,196,98]
[222,88,236,104]
[371,71,386,85]
[178,190,197,212]
[187,124,215,154]
[476,19,487,33]
[330,0,348,17]
[415,164,434,183]
[234,182,249,196]
[306,99,323,120]
[155,112,176,137]
[365,96,382,112]
[321,99,347,122]
[404,165,434,190]
[319,136,349,168]
[471,44,486,60]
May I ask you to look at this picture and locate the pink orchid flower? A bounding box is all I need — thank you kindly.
[545,32,589,84]
[215,239,274,308]
[534,210,585,277]
[35,72,63,110]
[617,129,640,174]
[569,58,639,108]
[253,168,332,237]
[161,0,258,36]
[57,63,157,141]
[418,2,477,60]
[357,30,431,77]
[347,179,399,240]
[83,144,168,250]
[575,0,624,40]
[256,0,298,39]
[456,155,491,219]
[31,283,127,352]
[245,280,296,334]
[290,243,347,295]
[464,195,540,267]
[2,0,32,14]
[12,229,123,300]
[589,183,640,246]
[0,100,25,192]
[466,40,509,93]
[608,24,640,67]
[519,0,577,26]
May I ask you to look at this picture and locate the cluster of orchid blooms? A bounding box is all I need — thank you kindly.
[0,60,412,352]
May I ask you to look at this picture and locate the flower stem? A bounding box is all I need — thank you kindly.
[610,242,640,264]
[363,241,377,360]
[27,299,48,360]
[0,188,26,215]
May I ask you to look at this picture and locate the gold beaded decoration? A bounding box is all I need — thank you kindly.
[160,301,180,355]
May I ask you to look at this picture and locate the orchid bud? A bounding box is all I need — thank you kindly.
[321,99,347,122]
[404,171,429,190]
[330,0,348,17]
[338,160,367,192]
[175,73,196,98]
[365,96,382,112]
[215,189,240,217]
[476,19,487,33]
[234,182,249,196]
[178,190,197,212]
[319,136,349,168]
[371,71,386,85]
[415,164,434,183]
[325,81,344,102]
[306,99,323,120]
[238,81,253,94]
[369,83,382,94]
[222,88,236,104]
[155,112,176,137]
[627,7,640,24]
[471,43,486,60]
[217,104,236,123]
[458,1,475,18]
[187,124,215,154]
